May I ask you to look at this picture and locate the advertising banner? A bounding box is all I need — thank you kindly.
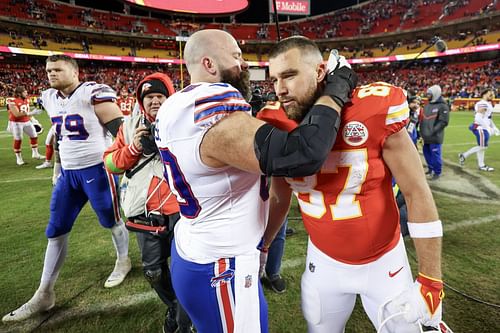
[269,0,310,16]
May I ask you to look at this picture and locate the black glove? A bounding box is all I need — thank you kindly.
[140,134,158,155]
[323,66,358,108]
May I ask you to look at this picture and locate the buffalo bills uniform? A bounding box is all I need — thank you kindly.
[155,83,269,333]
[260,82,414,333]
[470,99,494,147]
[41,82,121,238]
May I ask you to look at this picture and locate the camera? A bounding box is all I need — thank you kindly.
[140,116,159,155]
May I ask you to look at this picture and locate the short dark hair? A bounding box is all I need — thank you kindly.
[269,36,321,61]
[14,85,26,98]
[480,88,493,98]
[46,55,79,71]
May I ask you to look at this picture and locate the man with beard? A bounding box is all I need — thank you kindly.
[258,37,444,333]
[154,29,357,333]
[3,55,131,323]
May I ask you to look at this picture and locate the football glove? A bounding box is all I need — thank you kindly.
[323,50,358,108]
[27,108,44,116]
[52,162,61,186]
[257,239,268,279]
[387,273,445,328]
[492,127,500,136]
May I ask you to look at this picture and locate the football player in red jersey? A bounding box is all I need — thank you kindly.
[116,87,135,117]
[260,36,444,333]
[6,86,43,165]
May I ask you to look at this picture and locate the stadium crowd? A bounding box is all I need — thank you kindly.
[0,59,497,101]
[1,0,497,41]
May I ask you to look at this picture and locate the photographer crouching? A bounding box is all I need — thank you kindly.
[103,73,192,333]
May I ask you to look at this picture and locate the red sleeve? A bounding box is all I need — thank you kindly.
[256,102,298,132]
[103,125,142,173]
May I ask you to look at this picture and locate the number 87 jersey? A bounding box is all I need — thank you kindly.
[265,82,409,265]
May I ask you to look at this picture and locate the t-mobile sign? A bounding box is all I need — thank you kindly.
[269,0,310,16]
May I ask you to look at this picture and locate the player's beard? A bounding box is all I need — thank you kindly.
[282,84,322,122]
[220,68,251,101]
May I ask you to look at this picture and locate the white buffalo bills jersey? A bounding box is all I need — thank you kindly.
[155,83,269,264]
[474,100,494,129]
[41,82,116,170]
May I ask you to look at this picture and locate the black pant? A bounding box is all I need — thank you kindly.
[135,213,191,327]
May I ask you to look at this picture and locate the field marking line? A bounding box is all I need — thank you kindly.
[0,177,51,184]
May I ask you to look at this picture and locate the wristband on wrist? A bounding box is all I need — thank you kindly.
[407,220,443,238]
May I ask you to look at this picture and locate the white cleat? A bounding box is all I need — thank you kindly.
[2,290,55,322]
[32,153,44,160]
[36,161,53,169]
[16,158,26,166]
[104,257,132,288]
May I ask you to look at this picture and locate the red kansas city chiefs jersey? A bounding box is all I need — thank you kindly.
[259,82,409,264]
[116,96,135,116]
[7,97,30,122]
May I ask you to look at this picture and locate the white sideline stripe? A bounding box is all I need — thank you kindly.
[0,177,51,184]
[11,214,500,330]
[444,139,500,147]
[443,214,499,232]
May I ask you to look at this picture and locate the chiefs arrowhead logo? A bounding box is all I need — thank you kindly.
[141,82,152,95]
[342,121,368,146]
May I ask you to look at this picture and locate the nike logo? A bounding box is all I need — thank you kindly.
[86,178,95,184]
[425,291,436,314]
[388,266,404,278]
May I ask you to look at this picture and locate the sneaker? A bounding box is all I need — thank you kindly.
[429,174,440,181]
[104,257,131,288]
[32,153,44,160]
[285,227,296,237]
[36,161,52,169]
[268,275,286,294]
[163,306,178,333]
[479,165,494,172]
[2,290,55,322]
[458,153,465,166]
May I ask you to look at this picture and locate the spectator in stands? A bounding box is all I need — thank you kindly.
[458,88,499,171]
[420,85,450,180]
[6,85,44,165]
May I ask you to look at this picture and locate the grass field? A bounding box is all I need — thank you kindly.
[0,108,499,333]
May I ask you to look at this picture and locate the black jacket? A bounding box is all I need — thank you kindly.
[420,97,449,144]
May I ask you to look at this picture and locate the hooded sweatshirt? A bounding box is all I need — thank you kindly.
[420,85,449,144]
[103,72,178,216]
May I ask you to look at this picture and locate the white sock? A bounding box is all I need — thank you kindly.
[15,152,23,160]
[111,221,129,261]
[39,233,69,293]
[462,146,481,158]
[477,147,487,167]
[32,148,39,155]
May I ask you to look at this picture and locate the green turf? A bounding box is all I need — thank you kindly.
[0,109,499,333]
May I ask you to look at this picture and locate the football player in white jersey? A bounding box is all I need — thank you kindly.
[459,88,498,171]
[2,55,131,323]
[155,29,357,333]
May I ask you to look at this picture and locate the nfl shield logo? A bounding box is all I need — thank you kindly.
[245,275,252,288]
